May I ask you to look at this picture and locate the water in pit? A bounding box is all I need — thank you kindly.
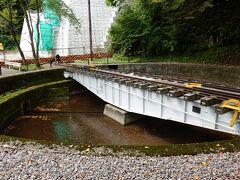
[2,93,233,145]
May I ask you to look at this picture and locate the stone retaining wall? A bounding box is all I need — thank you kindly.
[100,63,240,86]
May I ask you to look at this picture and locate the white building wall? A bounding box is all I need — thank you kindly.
[19,0,116,59]
[20,12,55,58]
[52,18,70,56]
[68,0,116,55]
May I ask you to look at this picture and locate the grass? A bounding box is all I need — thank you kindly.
[0,80,71,104]
[75,45,240,65]
[75,57,127,65]
[74,55,203,66]
[21,64,38,71]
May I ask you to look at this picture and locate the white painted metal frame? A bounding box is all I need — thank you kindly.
[64,69,240,135]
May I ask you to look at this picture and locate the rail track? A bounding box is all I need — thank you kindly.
[93,69,240,101]
[65,64,240,102]
[63,64,240,134]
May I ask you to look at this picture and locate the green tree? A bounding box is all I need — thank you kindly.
[0,0,26,60]
[108,0,240,60]
[109,4,150,56]
[19,0,80,68]
[105,0,125,7]
[19,0,41,67]
[1,0,80,67]
[43,0,80,31]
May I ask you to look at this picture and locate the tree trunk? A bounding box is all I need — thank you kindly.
[6,2,26,61]
[20,0,40,68]
[8,24,26,61]
[36,0,40,67]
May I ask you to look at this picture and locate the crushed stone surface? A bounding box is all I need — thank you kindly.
[0,141,239,179]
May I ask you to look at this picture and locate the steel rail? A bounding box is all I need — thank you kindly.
[64,64,240,101]
[126,71,240,94]
[123,71,240,94]
[90,68,240,101]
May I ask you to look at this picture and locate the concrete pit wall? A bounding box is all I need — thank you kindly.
[0,68,66,95]
[0,69,85,129]
[100,63,240,86]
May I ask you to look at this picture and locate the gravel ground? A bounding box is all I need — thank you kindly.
[0,141,239,179]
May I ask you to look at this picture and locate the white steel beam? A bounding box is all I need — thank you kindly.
[64,70,240,135]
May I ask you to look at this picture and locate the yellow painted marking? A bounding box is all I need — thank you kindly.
[220,99,240,127]
[185,83,202,88]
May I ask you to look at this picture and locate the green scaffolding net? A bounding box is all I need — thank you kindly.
[40,22,53,50]
[34,0,60,51]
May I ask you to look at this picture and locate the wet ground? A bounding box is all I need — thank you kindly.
[2,93,233,145]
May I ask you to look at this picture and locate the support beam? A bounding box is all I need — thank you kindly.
[103,104,143,125]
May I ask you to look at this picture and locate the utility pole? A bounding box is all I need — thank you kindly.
[88,0,93,65]
[0,43,4,76]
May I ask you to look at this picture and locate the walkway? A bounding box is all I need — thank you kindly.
[0,64,63,77]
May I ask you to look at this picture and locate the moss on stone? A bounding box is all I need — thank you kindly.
[0,79,78,128]
[0,134,240,157]
[0,68,66,95]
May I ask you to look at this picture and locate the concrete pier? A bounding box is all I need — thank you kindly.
[103,104,142,125]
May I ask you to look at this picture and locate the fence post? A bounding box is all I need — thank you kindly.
[0,48,4,75]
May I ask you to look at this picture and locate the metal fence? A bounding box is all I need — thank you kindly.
[0,46,109,62]
[0,53,112,67]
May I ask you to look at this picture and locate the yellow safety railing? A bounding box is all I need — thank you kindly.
[220,99,240,127]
